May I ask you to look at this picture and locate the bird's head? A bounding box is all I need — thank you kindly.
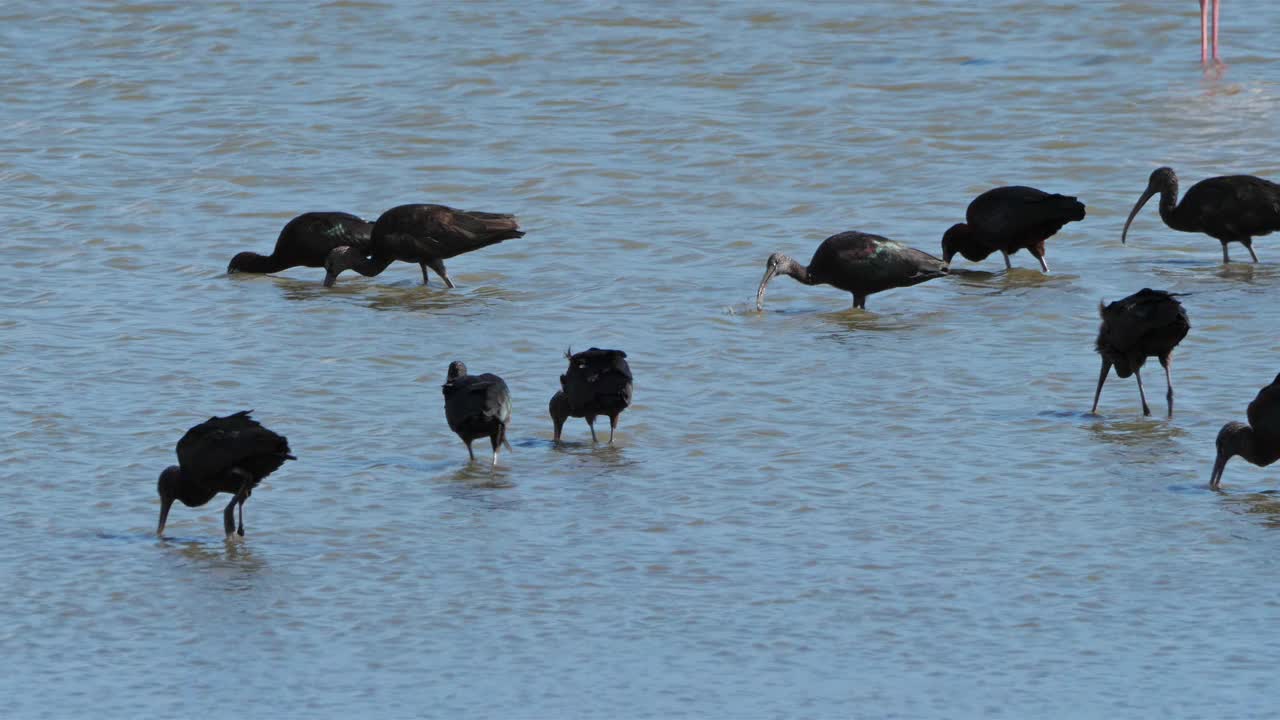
[1122,167,1178,245]
[156,466,181,535]
[1210,421,1251,490]
[940,223,982,264]
[756,252,799,311]
[322,246,360,287]
[447,360,468,381]
[227,252,256,273]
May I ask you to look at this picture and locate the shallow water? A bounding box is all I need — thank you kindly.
[4,1,1280,717]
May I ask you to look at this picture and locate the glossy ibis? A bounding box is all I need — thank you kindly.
[940,186,1086,273]
[442,361,513,466]
[157,410,295,538]
[1200,0,1222,66]
[549,348,633,443]
[323,204,524,287]
[1211,373,1280,489]
[1121,167,1280,263]
[1090,289,1190,417]
[227,212,372,275]
[756,231,947,311]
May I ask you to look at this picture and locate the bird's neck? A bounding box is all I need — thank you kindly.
[348,254,396,277]
[233,252,288,273]
[780,256,814,285]
[1156,179,1187,230]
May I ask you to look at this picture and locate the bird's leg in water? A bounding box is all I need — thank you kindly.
[1244,241,1259,263]
[1001,251,1012,270]
[1030,245,1049,273]
[608,414,619,444]
[1134,368,1152,417]
[1221,242,1231,264]
[1161,356,1175,418]
[853,294,866,310]
[1090,360,1111,414]
[465,439,475,462]
[586,416,599,443]
[424,258,456,288]
[223,494,239,538]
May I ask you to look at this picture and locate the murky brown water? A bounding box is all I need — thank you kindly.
[4,1,1280,716]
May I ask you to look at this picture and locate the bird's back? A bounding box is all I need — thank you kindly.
[277,212,374,265]
[561,348,633,416]
[443,373,512,433]
[372,204,524,261]
[176,410,293,490]
[1181,175,1280,239]
[810,231,947,295]
[1096,289,1189,373]
[1247,374,1280,444]
[967,186,1086,247]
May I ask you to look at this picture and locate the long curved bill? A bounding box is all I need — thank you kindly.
[157,495,174,535]
[1209,450,1229,490]
[756,266,778,311]
[1121,186,1157,245]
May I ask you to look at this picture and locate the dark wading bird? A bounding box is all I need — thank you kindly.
[756,231,947,311]
[1090,289,1190,418]
[442,361,513,466]
[157,411,295,539]
[1211,373,1280,489]
[549,348,633,443]
[323,204,524,287]
[227,212,373,275]
[940,186,1086,273]
[1121,167,1280,263]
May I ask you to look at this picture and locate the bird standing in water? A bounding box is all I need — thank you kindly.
[227,212,373,276]
[940,186,1086,273]
[756,231,947,311]
[442,361,513,466]
[550,348,633,443]
[156,411,295,538]
[1210,373,1280,489]
[1121,167,1280,264]
[1091,289,1190,417]
[324,204,524,287]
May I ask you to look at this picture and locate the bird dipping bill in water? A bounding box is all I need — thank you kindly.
[156,411,295,538]
[227,212,373,275]
[1090,289,1190,418]
[549,348,633,444]
[1211,373,1280,489]
[323,204,524,287]
[756,231,947,311]
[940,186,1086,273]
[442,361,513,466]
[1121,167,1280,264]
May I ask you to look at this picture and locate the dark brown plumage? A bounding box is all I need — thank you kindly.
[442,361,512,466]
[755,231,947,311]
[227,212,373,275]
[1121,167,1280,263]
[549,348,633,443]
[323,203,524,287]
[1211,374,1280,489]
[157,411,295,538]
[1090,289,1190,417]
[941,186,1086,272]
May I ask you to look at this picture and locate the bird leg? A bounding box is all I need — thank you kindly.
[490,426,506,466]
[1031,251,1049,273]
[1161,356,1175,418]
[608,414,619,444]
[1134,368,1152,417]
[1090,360,1111,414]
[1001,251,1012,270]
[586,416,599,443]
[223,494,239,538]
[465,439,475,462]
[1200,0,1211,65]
[423,258,456,288]
[1244,241,1259,263]
[1221,242,1231,264]
[852,294,866,310]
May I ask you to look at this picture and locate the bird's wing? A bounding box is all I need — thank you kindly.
[1247,375,1280,440]
[176,411,293,485]
[1098,290,1187,352]
[563,349,633,409]
[444,375,512,425]
[969,187,1085,237]
[396,205,524,259]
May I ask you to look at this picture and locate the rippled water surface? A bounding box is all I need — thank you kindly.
[4,1,1280,717]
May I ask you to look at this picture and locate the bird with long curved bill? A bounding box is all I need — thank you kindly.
[941,186,1085,273]
[156,411,295,539]
[756,231,947,311]
[1210,373,1280,490]
[227,212,373,277]
[1090,289,1190,418]
[1121,167,1280,264]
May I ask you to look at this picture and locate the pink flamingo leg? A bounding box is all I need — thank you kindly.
[1199,1,1210,65]
[1212,0,1222,64]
